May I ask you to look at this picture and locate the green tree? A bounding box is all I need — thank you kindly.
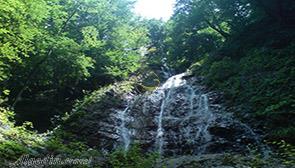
[0,0,149,130]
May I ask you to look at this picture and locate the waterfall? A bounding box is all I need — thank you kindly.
[156,74,186,154]
[195,94,214,153]
[157,99,165,154]
[161,57,172,79]
[108,73,264,156]
[154,74,215,155]
[187,85,196,116]
[117,104,131,152]
[179,92,214,154]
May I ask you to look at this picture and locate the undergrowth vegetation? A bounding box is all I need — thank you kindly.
[194,42,295,143]
[0,107,45,166]
[109,145,159,168]
[0,105,159,167]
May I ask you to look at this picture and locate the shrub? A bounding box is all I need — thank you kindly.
[109,145,159,168]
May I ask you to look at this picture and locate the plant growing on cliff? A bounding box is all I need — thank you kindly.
[109,144,159,168]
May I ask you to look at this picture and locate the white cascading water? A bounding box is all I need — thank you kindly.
[195,94,214,153]
[161,57,172,79]
[154,73,214,155]
[111,73,263,156]
[116,104,131,152]
[187,85,196,116]
[156,74,186,154]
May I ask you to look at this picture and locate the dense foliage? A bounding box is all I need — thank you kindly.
[200,43,295,142]
[150,0,295,143]
[0,0,294,167]
[0,0,149,131]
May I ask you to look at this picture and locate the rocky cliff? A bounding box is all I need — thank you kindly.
[62,73,269,158]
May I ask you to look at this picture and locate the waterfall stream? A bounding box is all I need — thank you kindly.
[156,74,186,154]
[153,74,215,154]
[117,105,131,152]
[110,73,263,156]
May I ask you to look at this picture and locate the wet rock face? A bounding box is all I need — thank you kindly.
[80,73,261,155]
[108,73,261,155]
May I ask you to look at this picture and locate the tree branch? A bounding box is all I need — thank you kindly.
[204,19,230,39]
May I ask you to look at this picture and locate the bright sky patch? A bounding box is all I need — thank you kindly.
[134,0,175,21]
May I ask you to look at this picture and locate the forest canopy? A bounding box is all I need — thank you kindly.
[0,0,152,130]
[0,0,294,167]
